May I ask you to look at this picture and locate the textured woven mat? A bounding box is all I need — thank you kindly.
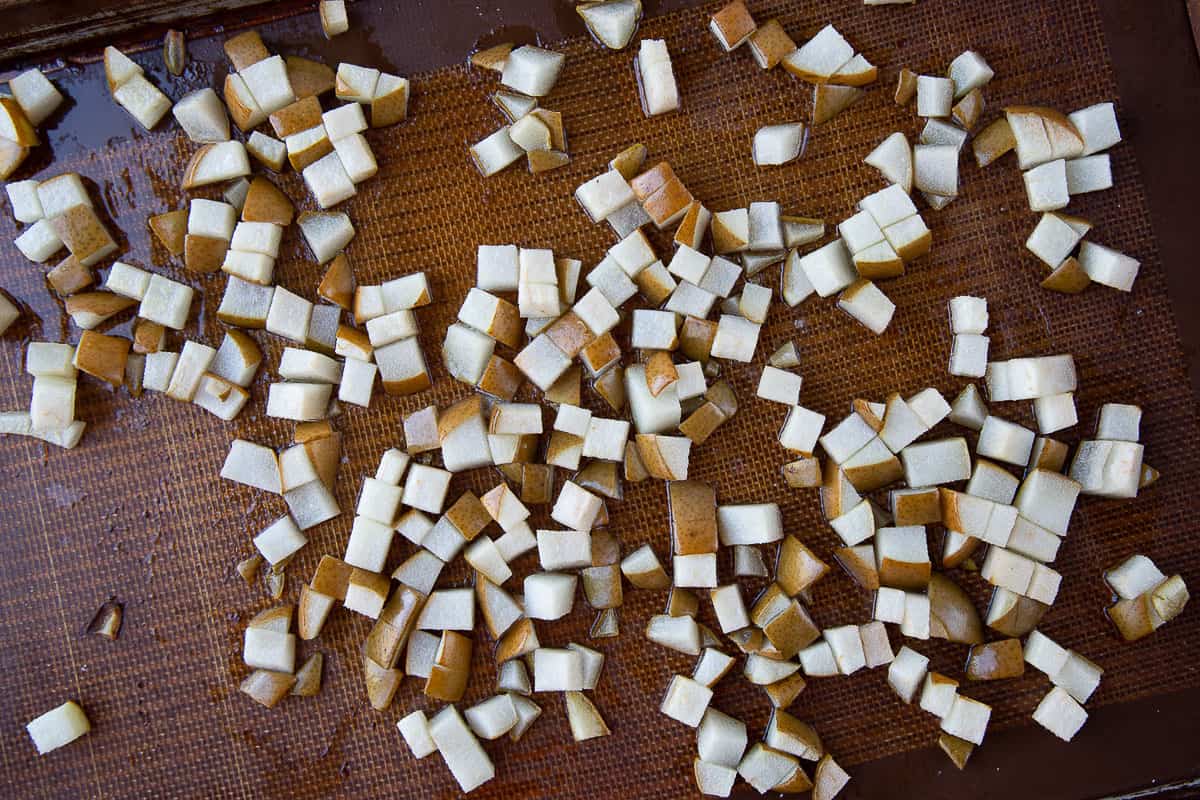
[2,0,1199,797]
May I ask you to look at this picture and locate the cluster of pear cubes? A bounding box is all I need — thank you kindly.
[468,13,674,177]
[2,26,417,448]
[1009,104,1138,295]
[468,44,571,176]
[870,49,996,210]
[0,66,64,179]
[867,47,1137,296]
[785,183,932,338]
[752,336,1183,768]
[1103,554,1189,642]
[712,5,880,164]
[12,173,119,271]
[286,418,651,792]
[627,479,855,798]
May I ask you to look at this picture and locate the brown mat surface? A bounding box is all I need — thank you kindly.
[1,0,1198,798]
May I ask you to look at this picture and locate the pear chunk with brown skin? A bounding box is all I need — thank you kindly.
[679,317,717,363]
[593,366,626,413]
[938,733,974,770]
[621,543,670,590]
[65,292,136,329]
[674,202,710,250]
[782,457,821,488]
[952,88,984,130]
[757,671,804,709]
[318,253,355,309]
[749,583,788,627]
[966,638,1025,680]
[529,150,570,173]
[185,235,227,275]
[986,587,1048,637]
[895,68,918,105]
[236,554,262,585]
[286,56,336,98]
[223,30,269,71]
[104,45,143,92]
[1107,594,1157,641]
[1151,575,1189,623]
[645,350,678,397]
[856,397,885,431]
[831,54,877,87]
[297,584,335,639]
[269,95,322,139]
[1006,105,1085,167]
[590,608,619,638]
[74,330,130,386]
[496,617,539,663]
[0,96,38,147]
[812,754,850,800]
[940,513,981,568]
[294,420,334,444]
[471,43,513,73]
[149,209,187,256]
[769,340,801,369]
[364,654,402,710]
[370,74,410,128]
[565,691,611,741]
[622,439,649,481]
[424,630,472,702]
[1140,463,1161,489]
[223,74,265,131]
[577,0,642,51]
[834,545,878,590]
[182,142,250,190]
[776,535,828,595]
[309,555,352,601]
[320,0,348,38]
[748,19,796,70]
[1041,256,1090,294]
[973,117,1016,168]
[87,599,124,639]
[928,573,983,644]
[0,137,28,181]
[583,564,622,609]
[51,206,118,268]
[291,653,323,696]
[667,480,717,555]
[47,255,94,296]
[892,488,941,526]
[610,143,647,180]
[813,84,863,125]
[366,585,425,668]
[576,461,622,500]
[241,669,295,707]
[710,211,748,254]
[1107,573,1189,640]
[637,434,690,480]
[300,432,341,492]
[241,177,294,226]
[775,765,813,794]
[249,605,293,634]
[1029,436,1070,473]
[710,0,756,51]
[679,402,726,444]
[761,600,820,659]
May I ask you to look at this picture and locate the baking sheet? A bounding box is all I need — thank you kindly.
[1,0,1198,797]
